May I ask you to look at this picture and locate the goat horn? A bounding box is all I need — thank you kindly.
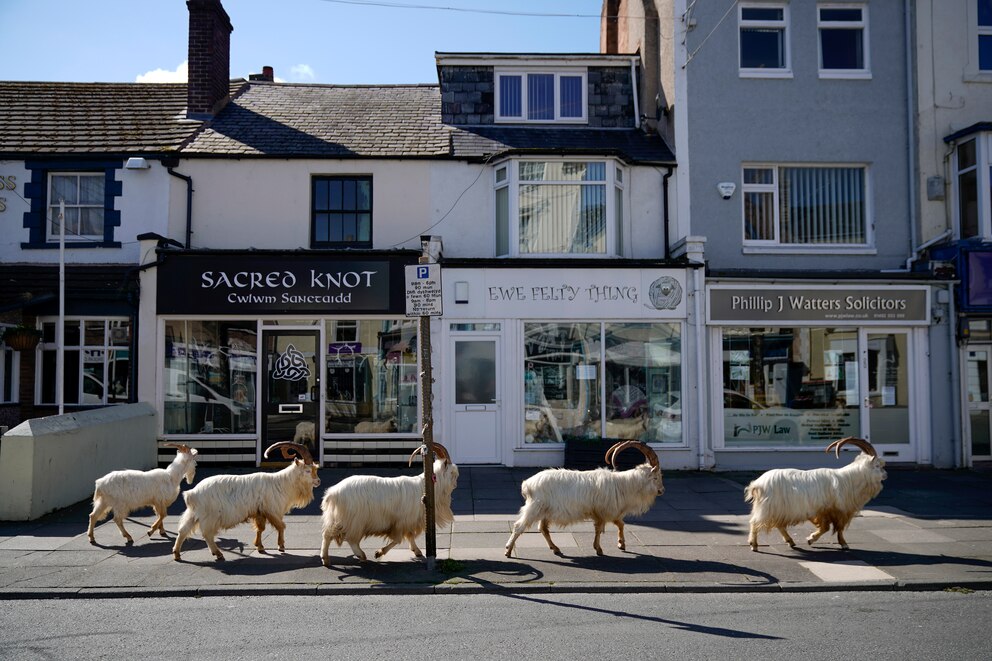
[604,440,627,466]
[408,444,426,467]
[408,443,451,467]
[825,437,877,458]
[607,440,659,471]
[264,442,315,465]
[164,443,190,453]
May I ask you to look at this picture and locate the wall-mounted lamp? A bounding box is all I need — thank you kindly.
[454,281,469,304]
[125,157,151,170]
[717,182,736,199]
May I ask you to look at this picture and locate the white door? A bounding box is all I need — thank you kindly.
[966,349,992,462]
[450,335,500,463]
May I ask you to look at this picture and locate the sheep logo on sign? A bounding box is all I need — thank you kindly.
[646,276,682,310]
[273,344,311,381]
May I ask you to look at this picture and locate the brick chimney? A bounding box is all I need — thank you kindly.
[249,66,274,82]
[186,0,233,119]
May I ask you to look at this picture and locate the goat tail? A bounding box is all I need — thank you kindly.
[176,506,199,536]
[744,483,761,504]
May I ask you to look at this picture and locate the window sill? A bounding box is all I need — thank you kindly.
[818,71,872,80]
[739,70,793,79]
[494,118,588,125]
[962,71,992,83]
[22,241,122,250]
[742,245,876,255]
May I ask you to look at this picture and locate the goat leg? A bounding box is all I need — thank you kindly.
[540,519,563,556]
[592,520,606,556]
[113,514,134,545]
[375,535,402,559]
[613,519,626,551]
[777,527,797,548]
[406,533,424,558]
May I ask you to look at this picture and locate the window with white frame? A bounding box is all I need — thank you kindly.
[742,165,868,246]
[38,318,130,406]
[47,173,105,242]
[0,328,20,404]
[953,133,992,239]
[495,159,625,257]
[739,4,790,76]
[980,0,992,71]
[818,4,869,77]
[495,70,586,123]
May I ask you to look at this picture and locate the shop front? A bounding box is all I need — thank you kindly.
[707,283,932,468]
[438,265,696,468]
[145,250,421,465]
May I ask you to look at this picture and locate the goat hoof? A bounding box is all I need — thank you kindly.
[88,537,96,545]
[214,555,226,563]
[504,550,512,558]
[125,539,134,546]
[553,549,565,557]
[750,546,758,552]
[840,545,850,550]
[374,551,384,559]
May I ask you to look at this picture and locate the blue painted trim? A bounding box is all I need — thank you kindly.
[21,159,125,246]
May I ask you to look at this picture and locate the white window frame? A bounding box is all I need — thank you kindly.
[35,317,130,406]
[46,172,105,242]
[0,325,20,404]
[967,0,992,80]
[494,158,626,258]
[739,3,792,79]
[494,69,588,124]
[952,132,992,239]
[741,163,876,254]
[817,3,871,79]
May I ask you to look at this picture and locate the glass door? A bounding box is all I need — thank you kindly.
[967,350,992,460]
[262,330,319,464]
[862,330,914,461]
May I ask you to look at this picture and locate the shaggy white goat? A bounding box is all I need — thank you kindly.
[172,442,320,562]
[745,437,886,551]
[320,442,458,565]
[353,418,397,434]
[87,443,198,545]
[504,440,664,557]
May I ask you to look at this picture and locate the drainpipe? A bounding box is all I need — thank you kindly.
[662,165,674,260]
[905,0,919,264]
[165,162,194,249]
[949,285,964,467]
[630,57,641,130]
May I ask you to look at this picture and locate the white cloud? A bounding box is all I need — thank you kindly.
[136,61,188,83]
[289,64,316,82]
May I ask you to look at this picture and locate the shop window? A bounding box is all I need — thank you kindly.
[739,4,791,77]
[38,318,131,406]
[311,176,372,248]
[495,159,625,257]
[324,319,418,434]
[495,69,586,123]
[721,327,861,448]
[0,328,20,404]
[163,320,257,434]
[817,4,869,78]
[742,164,869,248]
[523,321,682,444]
[21,160,123,249]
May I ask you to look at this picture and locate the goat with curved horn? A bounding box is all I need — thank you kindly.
[265,441,316,464]
[745,436,887,551]
[505,440,664,557]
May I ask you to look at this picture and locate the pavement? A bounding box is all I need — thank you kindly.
[1,465,991,599]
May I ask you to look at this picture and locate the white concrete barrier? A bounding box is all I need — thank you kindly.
[0,402,157,521]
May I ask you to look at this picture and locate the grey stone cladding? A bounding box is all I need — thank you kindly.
[440,65,635,127]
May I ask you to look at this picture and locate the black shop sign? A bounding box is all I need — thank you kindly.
[157,253,413,315]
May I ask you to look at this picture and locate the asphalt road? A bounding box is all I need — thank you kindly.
[1,591,989,660]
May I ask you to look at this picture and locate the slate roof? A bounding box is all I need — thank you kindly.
[0,81,242,155]
[182,83,450,157]
[0,79,675,165]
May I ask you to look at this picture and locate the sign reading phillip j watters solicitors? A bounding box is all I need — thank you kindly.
[707,285,930,325]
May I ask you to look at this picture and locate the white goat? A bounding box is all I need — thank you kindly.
[87,443,198,545]
[354,418,397,434]
[320,442,458,565]
[504,440,664,557]
[172,442,320,562]
[745,437,886,551]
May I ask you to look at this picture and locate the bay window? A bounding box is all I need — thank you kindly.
[496,159,625,257]
[742,164,869,247]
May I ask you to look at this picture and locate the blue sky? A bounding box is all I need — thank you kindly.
[0,0,605,84]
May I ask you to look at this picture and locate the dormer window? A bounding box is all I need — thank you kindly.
[495,69,586,123]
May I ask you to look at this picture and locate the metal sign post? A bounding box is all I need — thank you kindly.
[406,238,443,570]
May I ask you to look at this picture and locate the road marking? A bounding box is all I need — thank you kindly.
[799,559,895,582]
